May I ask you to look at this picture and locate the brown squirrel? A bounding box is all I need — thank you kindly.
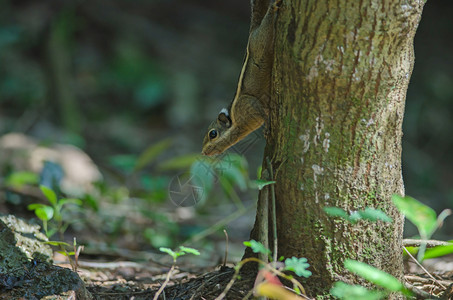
[202,0,281,156]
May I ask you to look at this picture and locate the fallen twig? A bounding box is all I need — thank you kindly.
[405,275,453,287]
[403,247,447,289]
[403,239,451,248]
[57,260,162,272]
[404,282,441,299]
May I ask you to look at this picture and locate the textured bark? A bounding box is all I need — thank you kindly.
[249,0,424,297]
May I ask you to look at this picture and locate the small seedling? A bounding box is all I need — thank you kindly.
[28,185,82,238]
[217,240,310,300]
[243,239,271,256]
[153,246,200,300]
[159,246,200,262]
[392,195,452,261]
[45,237,84,272]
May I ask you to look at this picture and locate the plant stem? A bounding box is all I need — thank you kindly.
[258,169,269,264]
[266,157,278,263]
[223,229,229,267]
[153,263,176,300]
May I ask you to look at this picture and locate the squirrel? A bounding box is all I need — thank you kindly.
[202,0,281,156]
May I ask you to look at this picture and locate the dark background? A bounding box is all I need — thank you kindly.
[0,0,451,256]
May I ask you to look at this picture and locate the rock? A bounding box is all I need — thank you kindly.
[0,215,91,299]
[0,214,53,267]
[0,133,102,196]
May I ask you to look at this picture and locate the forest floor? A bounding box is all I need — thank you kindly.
[55,247,453,299]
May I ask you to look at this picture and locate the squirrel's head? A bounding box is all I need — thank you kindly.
[202,109,232,156]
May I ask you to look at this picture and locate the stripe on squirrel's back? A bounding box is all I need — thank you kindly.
[231,41,250,124]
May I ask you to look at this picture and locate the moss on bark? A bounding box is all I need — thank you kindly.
[249,0,425,297]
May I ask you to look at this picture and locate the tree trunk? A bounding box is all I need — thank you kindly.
[249,0,424,297]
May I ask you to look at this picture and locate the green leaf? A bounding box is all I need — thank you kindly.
[284,257,312,278]
[83,194,99,211]
[403,246,418,257]
[5,171,39,188]
[159,247,177,260]
[324,207,349,219]
[348,211,361,224]
[218,154,248,171]
[330,282,386,300]
[109,154,137,173]
[256,166,263,179]
[144,228,173,248]
[157,153,200,171]
[44,241,71,247]
[28,204,54,221]
[243,240,271,255]
[36,207,54,221]
[219,176,243,205]
[251,179,276,190]
[357,208,392,223]
[215,155,248,191]
[325,207,392,224]
[56,250,75,256]
[344,260,408,294]
[27,203,47,210]
[134,139,172,172]
[423,242,453,260]
[179,246,200,256]
[40,185,58,206]
[140,175,169,192]
[392,195,437,238]
[222,166,248,191]
[190,159,215,200]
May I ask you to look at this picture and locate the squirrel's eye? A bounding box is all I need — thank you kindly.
[209,129,218,140]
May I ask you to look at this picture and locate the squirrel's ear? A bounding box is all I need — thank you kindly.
[217,109,232,128]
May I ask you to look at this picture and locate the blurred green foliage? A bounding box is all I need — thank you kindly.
[0,0,452,255]
[28,185,83,238]
[393,195,452,261]
[330,259,412,300]
[1,135,258,254]
[402,1,453,234]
